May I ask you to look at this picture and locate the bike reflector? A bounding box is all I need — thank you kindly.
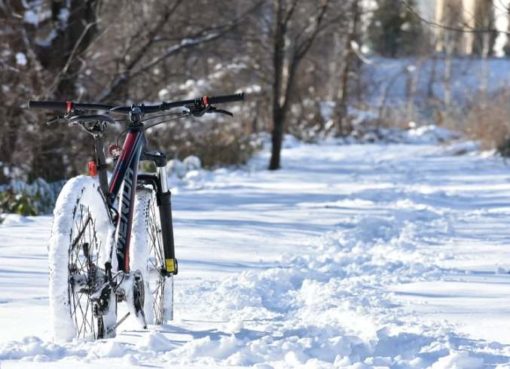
[88,160,98,176]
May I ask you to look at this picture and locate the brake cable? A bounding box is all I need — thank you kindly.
[141,112,189,131]
[114,111,189,146]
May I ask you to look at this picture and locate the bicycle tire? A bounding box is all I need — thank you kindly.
[131,188,174,325]
[49,176,116,340]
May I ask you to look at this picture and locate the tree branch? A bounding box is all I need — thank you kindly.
[295,0,330,59]
[401,0,508,34]
[98,1,264,102]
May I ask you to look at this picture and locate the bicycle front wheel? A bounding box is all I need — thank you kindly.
[131,188,174,325]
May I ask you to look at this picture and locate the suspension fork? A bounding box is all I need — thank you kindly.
[140,150,178,275]
[157,165,178,275]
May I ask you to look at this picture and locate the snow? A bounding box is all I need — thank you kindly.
[48,176,115,340]
[183,155,202,171]
[493,0,510,57]
[405,125,459,144]
[363,57,510,109]
[2,135,510,367]
[23,10,39,25]
[58,8,69,25]
[23,8,51,27]
[15,53,27,66]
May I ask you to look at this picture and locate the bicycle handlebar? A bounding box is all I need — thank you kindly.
[28,101,113,112]
[27,93,245,114]
[208,93,245,104]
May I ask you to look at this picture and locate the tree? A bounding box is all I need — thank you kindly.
[368,0,425,57]
[269,0,331,170]
[26,0,101,181]
[332,0,362,135]
[0,0,259,183]
[472,0,498,56]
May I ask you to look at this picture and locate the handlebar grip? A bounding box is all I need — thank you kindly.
[28,100,68,112]
[207,93,245,104]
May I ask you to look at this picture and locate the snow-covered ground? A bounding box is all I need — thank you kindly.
[2,137,510,368]
[364,57,510,108]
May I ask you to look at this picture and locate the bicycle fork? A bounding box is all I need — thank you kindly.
[138,151,178,322]
[156,165,178,276]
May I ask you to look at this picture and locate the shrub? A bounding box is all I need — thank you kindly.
[461,89,510,154]
[146,120,261,168]
[0,178,64,216]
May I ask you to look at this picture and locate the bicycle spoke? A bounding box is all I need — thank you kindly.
[145,193,170,324]
[68,204,104,339]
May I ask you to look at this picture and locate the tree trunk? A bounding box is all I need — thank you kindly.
[270,107,284,170]
[333,0,360,136]
[269,0,285,170]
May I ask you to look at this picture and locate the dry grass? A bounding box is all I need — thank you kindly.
[371,88,510,156]
[460,90,510,154]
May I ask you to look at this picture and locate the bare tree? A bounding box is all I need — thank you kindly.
[269,0,331,170]
[333,0,362,135]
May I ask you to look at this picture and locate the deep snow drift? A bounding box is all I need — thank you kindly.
[1,135,510,368]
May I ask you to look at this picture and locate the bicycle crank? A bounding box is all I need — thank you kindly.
[115,270,147,329]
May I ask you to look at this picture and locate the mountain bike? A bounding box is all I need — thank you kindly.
[28,93,244,340]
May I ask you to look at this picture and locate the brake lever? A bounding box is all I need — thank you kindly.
[185,103,208,117]
[45,115,67,126]
[185,103,234,117]
[207,106,234,117]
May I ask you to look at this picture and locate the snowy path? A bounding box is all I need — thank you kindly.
[2,142,510,368]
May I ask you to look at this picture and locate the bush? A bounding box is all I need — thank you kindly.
[461,89,510,154]
[367,0,430,57]
[0,190,38,216]
[146,120,261,168]
[0,178,64,216]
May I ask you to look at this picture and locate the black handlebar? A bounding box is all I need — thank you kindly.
[28,101,113,112]
[208,93,245,104]
[27,92,245,114]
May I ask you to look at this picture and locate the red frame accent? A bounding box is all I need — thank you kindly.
[108,131,138,194]
[66,100,73,113]
[88,161,97,176]
[202,96,209,106]
[107,129,144,272]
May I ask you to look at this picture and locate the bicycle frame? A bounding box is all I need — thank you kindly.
[109,127,144,272]
[94,123,177,275]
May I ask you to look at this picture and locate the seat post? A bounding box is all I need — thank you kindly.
[94,134,109,197]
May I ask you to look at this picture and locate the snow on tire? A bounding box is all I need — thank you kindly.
[48,176,115,341]
[131,188,173,325]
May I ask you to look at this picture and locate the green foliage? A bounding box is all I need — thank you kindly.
[0,190,38,216]
[0,179,63,216]
[367,0,427,57]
